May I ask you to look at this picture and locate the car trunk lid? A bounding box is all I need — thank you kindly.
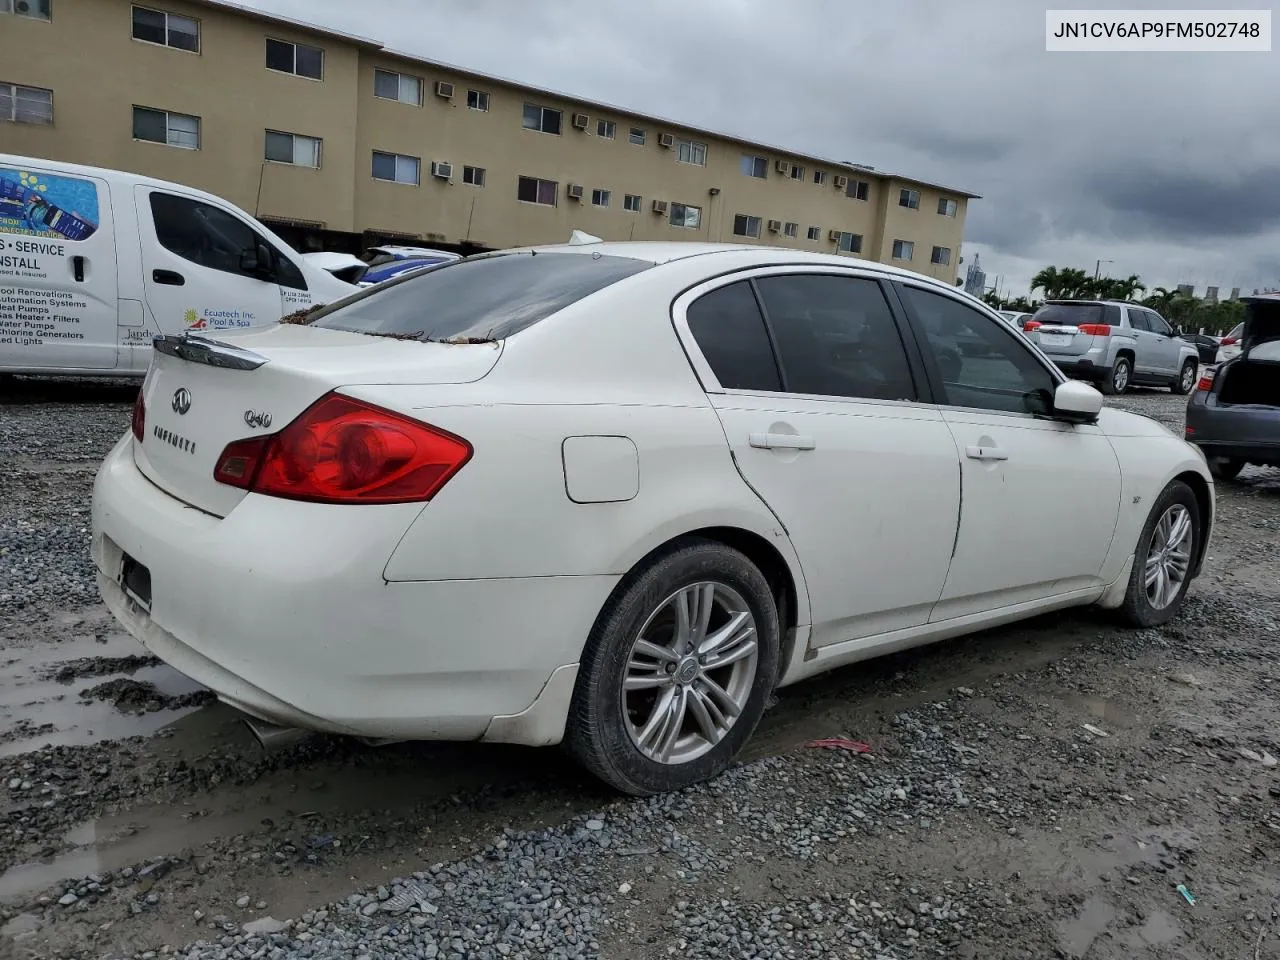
[133,325,501,518]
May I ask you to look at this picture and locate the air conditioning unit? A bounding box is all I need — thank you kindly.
[658,133,674,148]
[435,81,455,99]
[829,229,842,242]
[651,199,668,215]
[775,160,790,175]
[833,175,849,190]
[572,112,589,130]
[567,183,584,200]
[430,161,453,180]
[767,219,782,233]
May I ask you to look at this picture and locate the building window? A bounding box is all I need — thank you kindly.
[467,89,489,111]
[806,226,820,241]
[597,119,615,139]
[892,239,915,260]
[938,197,958,217]
[590,188,611,208]
[740,154,767,179]
[131,6,199,52]
[517,175,557,206]
[789,164,805,181]
[783,222,798,238]
[835,231,862,254]
[462,165,485,187]
[623,194,642,213]
[372,150,420,185]
[132,105,199,149]
[374,69,422,105]
[847,179,869,201]
[669,202,701,229]
[628,126,646,146]
[899,189,920,210]
[0,82,52,124]
[931,245,952,266]
[676,139,707,166]
[265,38,323,80]
[265,130,320,167]
[522,103,561,135]
[732,214,762,239]
[2,0,50,20]
[813,171,827,186]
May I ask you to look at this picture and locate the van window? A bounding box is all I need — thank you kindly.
[149,192,302,288]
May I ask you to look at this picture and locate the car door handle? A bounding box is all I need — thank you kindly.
[72,255,86,282]
[152,269,185,286]
[749,432,816,451]
[965,444,1008,461]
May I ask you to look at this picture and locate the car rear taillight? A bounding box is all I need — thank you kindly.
[1196,368,1216,392]
[1023,320,1042,331]
[213,392,473,505]
[1220,336,1238,346]
[1077,324,1111,336]
[131,390,145,442]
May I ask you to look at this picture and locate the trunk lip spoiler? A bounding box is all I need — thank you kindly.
[153,334,269,371]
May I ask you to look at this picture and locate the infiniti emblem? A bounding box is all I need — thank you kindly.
[172,387,192,416]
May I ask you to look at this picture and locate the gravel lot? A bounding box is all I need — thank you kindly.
[2,375,1279,960]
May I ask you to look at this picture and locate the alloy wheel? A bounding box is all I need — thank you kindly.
[1180,363,1196,391]
[1114,363,1130,392]
[1144,504,1193,610]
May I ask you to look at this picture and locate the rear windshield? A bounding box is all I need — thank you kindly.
[1033,303,1106,326]
[310,252,652,341]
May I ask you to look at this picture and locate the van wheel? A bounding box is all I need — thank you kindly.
[1118,480,1201,628]
[565,539,780,797]
[1102,358,1131,395]
[1208,457,1244,481]
[1171,359,1198,395]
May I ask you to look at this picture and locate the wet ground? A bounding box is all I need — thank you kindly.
[2,375,1279,960]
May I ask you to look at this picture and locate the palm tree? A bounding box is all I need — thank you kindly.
[1030,266,1062,300]
[1144,286,1179,312]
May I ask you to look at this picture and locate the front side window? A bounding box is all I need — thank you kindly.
[755,274,917,402]
[265,130,321,167]
[133,105,199,149]
[676,139,707,165]
[733,214,761,238]
[900,285,1057,415]
[669,202,701,229]
[374,69,422,105]
[149,192,281,282]
[517,175,557,206]
[522,103,562,135]
[372,151,419,185]
[310,252,652,342]
[1146,310,1173,336]
[686,281,781,392]
[132,6,199,51]
[1,82,53,124]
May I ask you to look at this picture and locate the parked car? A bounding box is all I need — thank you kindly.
[1178,332,1222,365]
[998,310,1035,331]
[92,241,1214,796]
[1185,296,1280,479]
[0,152,357,379]
[303,246,462,288]
[1025,300,1201,396]
[1215,323,1244,364]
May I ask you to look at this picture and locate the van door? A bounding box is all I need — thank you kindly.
[134,186,308,338]
[0,162,118,369]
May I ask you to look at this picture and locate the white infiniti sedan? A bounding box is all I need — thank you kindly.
[91,241,1215,796]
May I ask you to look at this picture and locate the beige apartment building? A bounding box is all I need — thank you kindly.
[1,0,979,280]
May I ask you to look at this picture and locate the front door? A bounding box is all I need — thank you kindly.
[0,161,118,369]
[676,269,962,647]
[1140,308,1184,377]
[893,282,1123,621]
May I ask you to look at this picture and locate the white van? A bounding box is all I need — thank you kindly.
[0,153,357,378]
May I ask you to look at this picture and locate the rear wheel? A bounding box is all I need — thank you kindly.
[1171,359,1198,395]
[1102,357,1131,396]
[1208,457,1245,481]
[1119,480,1200,628]
[565,540,780,796]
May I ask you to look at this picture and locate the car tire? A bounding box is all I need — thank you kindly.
[565,539,780,797]
[1171,359,1198,395]
[1101,357,1131,396]
[1118,480,1201,629]
[1208,457,1245,481]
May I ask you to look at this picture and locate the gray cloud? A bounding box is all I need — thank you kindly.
[239,0,1280,295]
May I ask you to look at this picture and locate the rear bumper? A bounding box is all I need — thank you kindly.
[1185,395,1280,464]
[90,434,617,745]
[1044,355,1111,382]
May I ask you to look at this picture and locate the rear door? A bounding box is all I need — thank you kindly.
[0,161,117,369]
[134,187,307,337]
[674,268,961,647]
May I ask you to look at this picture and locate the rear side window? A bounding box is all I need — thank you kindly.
[685,281,782,392]
[310,252,651,341]
[1033,303,1104,326]
[1127,308,1151,331]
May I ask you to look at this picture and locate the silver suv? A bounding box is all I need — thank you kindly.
[1027,300,1201,396]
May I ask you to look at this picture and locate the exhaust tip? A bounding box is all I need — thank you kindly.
[242,716,309,751]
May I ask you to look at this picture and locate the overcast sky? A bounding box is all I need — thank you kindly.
[240,0,1279,299]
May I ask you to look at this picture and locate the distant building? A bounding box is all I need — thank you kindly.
[1204,286,1219,304]
[964,254,986,297]
[1230,287,1240,300]
[1177,283,1195,297]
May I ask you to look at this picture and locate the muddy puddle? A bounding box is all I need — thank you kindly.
[0,631,214,759]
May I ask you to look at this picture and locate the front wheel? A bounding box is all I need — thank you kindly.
[1172,359,1198,395]
[1101,357,1131,396]
[1118,480,1201,628]
[565,540,780,796]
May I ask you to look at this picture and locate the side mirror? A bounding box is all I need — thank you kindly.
[1053,380,1103,423]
